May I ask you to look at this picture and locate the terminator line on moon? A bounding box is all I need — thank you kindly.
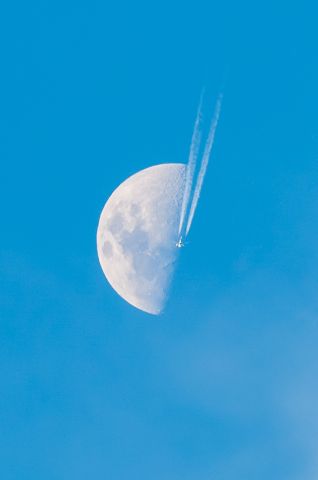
[97,94,223,314]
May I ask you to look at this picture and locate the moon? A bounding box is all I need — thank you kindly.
[97,163,186,314]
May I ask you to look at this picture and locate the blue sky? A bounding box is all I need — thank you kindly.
[1,1,318,479]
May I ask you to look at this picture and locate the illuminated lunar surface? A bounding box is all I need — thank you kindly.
[97,163,186,314]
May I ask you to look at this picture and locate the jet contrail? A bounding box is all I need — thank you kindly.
[178,93,204,237]
[185,93,223,236]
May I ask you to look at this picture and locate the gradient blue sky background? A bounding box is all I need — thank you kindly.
[1,1,318,479]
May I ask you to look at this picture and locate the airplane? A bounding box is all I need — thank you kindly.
[176,237,185,248]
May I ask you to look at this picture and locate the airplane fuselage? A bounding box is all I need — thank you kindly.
[176,237,185,248]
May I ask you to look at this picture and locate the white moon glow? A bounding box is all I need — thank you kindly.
[97,163,186,314]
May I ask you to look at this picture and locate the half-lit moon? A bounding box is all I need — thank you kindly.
[97,163,186,314]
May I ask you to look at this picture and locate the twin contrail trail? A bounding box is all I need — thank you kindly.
[178,92,223,241]
[185,93,223,236]
[178,93,204,237]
